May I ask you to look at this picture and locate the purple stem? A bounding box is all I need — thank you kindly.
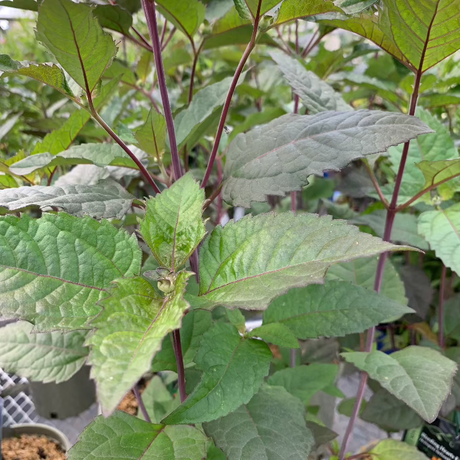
[439,265,447,349]
[172,330,187,402]
[133,385,152,423]
[142,0,183,182]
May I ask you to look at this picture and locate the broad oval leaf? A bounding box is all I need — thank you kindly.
[204,384,314,460]
[223,110,433,207]
[163,322,272,424]
[68,411,208,460]
[342,346,457,422]
[0,213,141,331]
[0,179,135,219]
[0,321,88,384]
[36,0,117,93]
[198,212,416,310]
[263,280,413,339]
[88,273,191,415]
[140,174,206,270]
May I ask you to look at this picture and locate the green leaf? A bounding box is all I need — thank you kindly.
[323,0,460,72]
[204,384,314,460]
[198,212,415,310]
[0,0,38,11]
[306,421,338,448]
[37,0,117,93]
[10,144,139,176]
[263,280,413,339]
[327,257,407,306]
[249,323,299,348]
[351,210,429,250]
[163,322,272,424]
[0,321,88,384]
[68,411,207,460]
[0,213,141,331]
[93,4,133,36]
[0,113,21,142]
[368,439,428,460]
[88,273,191,415]
[445,347,460,405]
[141,376,180,423]
[151,309,213,372]
[234,0,252,20]
[156,0,206,42]
[244,0,283,17]
[361,388,423,431]
[267,364,339,403]
[269,50,351,114]
[416,159,460,197]
[229,107,285,141]
[275,0,342,26]
[223,110,433,207]
[418,203,460,275]
[140,174,206,270]
[135,109,167,160]
[0,180,135,219]
[342,346,457,422]
[335,0,378,14]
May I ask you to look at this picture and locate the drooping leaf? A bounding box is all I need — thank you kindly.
[275,0,342,26]
[88,273,191,415]
[418,203,460,275]
[204,384,314,460]
[248,323,299,348]
[0,321,88,384]
[68,411,207,460]
[306,421,338,448]
[93,4,133,36]
[140,174,206,270]
[269,50,351,114]
[163,322,272,424]
[0,180,135,219]
[141,375,180,423]
[0,213,141,331]
[267,364,339,403]
[223,110,432,207]
[198,212,415,310]
[0,0,38,11]
[263,280,413,339]
[368,439,428,460]
[342,346,457,422]
[135,109,167,160]
[36,0,117,93]
[10,144,139,176]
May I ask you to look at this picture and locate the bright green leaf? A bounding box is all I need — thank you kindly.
[275,0,342,26]
[249,323,299,348]
[135,109,167,160]
[368,439,428,460]
[93,4,133,36]
[0,0,38,11]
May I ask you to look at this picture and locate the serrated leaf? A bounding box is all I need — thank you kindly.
[270,50,351,114]
[275,0,342,26]
[263,280,413,339]
[418,203,460,275]
[88,273,191,415]
[204,384,314,460]
[369,439,428,460]
[342,346,457,422]
[163,322,272,424]
[10,144,139,176]
[249,323,299,348]
[0,213,141,331]
[156,0,206,42]
[223,110,432,207]
[135,109,167,160]
[140,174,206,270]
[0,321,88,384]
[198,212,415,310]
[267,364,339,403]
[0,179,135,219]
[37,0,117,93]
[68,411,207,460]
[361,388,423,431]
[93,4,133,36]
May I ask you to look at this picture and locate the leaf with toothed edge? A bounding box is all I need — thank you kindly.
[88,273,192,415]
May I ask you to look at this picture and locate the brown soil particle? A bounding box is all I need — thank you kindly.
[2,434,66,460]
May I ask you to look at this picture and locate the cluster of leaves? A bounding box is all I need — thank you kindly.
[0,0,460,459]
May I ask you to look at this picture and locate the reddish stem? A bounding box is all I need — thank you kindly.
[133,384,151,423]
[439,265,447,349]
[172,330,187,402]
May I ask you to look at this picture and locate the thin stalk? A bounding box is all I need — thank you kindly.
[188,43,203,104]
[160,17,168,45]
[202,0,263,189]
[293,20,300,113]
[142,0,183,181]
[131,26,153,50]
[162,27,176,51]
[363,161,389,209]
[172,330,187,402]
[133,385,151,423]
[439,264,447,349]
[47,167,57,186]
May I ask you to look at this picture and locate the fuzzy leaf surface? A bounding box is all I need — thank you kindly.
[342,346,457,422]
[198,212,415,310]
[163,322,272,424]
[88,273,191,415]
[140,174,206,270]
[0,213,141,331]
[223,110,432,207]
[0,321,88,384]
[204,385,314,460]
[263,280,413,339]
[36,0,117,92]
